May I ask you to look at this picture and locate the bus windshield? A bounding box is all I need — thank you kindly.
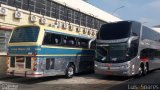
[96,43,128,63]
[10,26,39,43]
[98,21,131,40]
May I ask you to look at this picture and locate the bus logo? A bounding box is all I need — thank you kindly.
[112,58,117,61]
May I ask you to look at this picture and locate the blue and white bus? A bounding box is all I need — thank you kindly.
[7,25,95,78]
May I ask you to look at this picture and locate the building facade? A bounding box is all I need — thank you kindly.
[0,0,121,74]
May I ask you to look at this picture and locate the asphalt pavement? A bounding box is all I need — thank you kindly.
[0,70,160,90]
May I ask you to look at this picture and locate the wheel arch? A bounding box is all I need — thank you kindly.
[66,62,77,73]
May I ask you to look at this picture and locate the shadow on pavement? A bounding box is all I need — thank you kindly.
[0,71,130,85]
[0,75,66,84]
[76,71,131,81]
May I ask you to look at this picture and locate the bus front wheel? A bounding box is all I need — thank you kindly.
[143,63,148,75]
[65,64,75,78]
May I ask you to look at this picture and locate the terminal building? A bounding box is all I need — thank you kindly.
[0,0,121,74]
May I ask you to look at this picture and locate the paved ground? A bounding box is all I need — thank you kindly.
[0,70,160,90]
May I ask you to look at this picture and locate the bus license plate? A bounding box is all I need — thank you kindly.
[18,64,24,69]
[110,67,119,70]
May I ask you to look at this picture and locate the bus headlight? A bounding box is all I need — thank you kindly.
[121,64,130,69]
[132,65,135,69]
[95,64,98,67]
[121,65,125,69]
[131,65,135,74]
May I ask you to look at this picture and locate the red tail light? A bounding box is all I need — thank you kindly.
[33,61,37,66]
[33,52,37,56]
[33,67,37,71]
[33,61,37,71]
[32,57,37,71]
[33,64,37,71]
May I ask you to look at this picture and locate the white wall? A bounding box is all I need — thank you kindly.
[53,0,122,22]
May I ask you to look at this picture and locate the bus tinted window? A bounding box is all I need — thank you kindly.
[78,38,89,48]
[43,32,61,45]
[142,26,160,41]
[66,36,76,46]
[42,32,91,48]
[10,26,39,42]
[98,21,131,40]
[131,22,141,36]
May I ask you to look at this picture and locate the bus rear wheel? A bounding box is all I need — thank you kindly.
[143,64,148,75]
[135,65,143,78]
[65,64,75,78]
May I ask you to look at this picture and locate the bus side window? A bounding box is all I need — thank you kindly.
[155,50,160,58]
[52,34,61,45]
[150,49,155,59]
[43,32,52,45]
[77,41,81,47]
[55,38,59,44]
[140,49,148,59]
[43,32,61,45]
[63,39,67,45]
[67,40,74,45]
[78,38,89,48]
[66,36,76,46]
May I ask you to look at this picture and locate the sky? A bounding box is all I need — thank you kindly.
[87,0,160,27]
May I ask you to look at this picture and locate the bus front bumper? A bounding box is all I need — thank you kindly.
[94,65,133,76]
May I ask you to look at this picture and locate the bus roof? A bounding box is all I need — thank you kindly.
[14,25,95,39]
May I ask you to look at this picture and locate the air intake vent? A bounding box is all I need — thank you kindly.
[0,7,7,16]
[30,15,37,22]
[14,10,23,19]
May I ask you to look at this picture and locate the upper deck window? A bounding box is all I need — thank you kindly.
[98,21,131,40]
[10,26,39,43]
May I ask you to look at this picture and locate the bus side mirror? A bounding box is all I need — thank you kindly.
[128,36,139,48]
[88,38,96,49]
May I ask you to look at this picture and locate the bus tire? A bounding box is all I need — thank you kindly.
[65,64,75,78]
[135,64,143,78]
[143,63,148,75]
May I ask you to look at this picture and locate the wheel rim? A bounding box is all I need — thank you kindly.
[68,67,74,77]
[144,65,148,75]
[139,67,142,76]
